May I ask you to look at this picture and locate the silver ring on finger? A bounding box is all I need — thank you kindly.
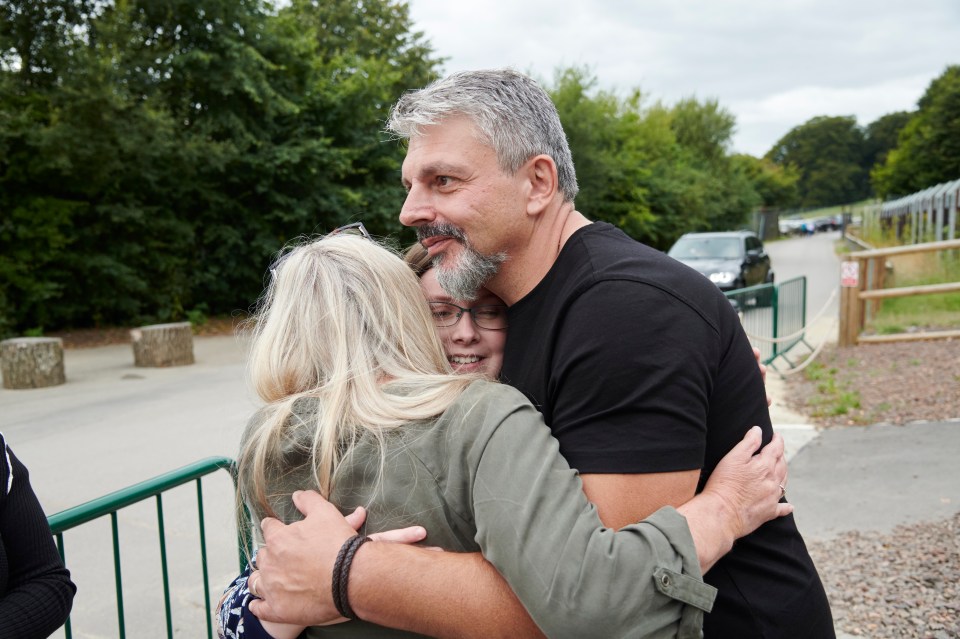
[779,483,786,500]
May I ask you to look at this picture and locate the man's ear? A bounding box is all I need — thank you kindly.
[524,155,559,217]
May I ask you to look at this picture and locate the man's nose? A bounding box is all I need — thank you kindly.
[399,184,435,228]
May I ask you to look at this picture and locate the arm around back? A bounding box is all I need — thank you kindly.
[463,384,715,638]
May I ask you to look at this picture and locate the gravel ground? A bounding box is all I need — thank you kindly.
[807,514,960,639]
[783,339,960,427]
[786,338,960,638]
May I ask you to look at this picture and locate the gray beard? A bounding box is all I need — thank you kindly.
[434,245,506,301]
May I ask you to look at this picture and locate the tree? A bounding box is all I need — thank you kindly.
[731,154,799,210]
[669,97,735,165]
[549,68,759,250]
[0,0,98,86]
[0,0,442,334]
[275,0,440,239]
[766,115,869,207]
[863,111,911,170]
[872,66,960,198]
[549,67,658,241]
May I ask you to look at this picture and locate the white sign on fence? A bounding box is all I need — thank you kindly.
[840,261,859,287]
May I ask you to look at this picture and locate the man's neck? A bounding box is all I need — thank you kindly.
[487,205,591,306]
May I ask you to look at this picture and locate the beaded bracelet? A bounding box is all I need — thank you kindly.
[331,534,371,620]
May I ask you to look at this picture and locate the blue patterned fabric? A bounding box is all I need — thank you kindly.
[216,562,274,639]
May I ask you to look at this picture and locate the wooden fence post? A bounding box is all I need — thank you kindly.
[838,260,862,347]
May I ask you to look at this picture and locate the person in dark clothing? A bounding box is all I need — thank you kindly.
[386,68,834,638]
[0,433,76,637]
[499,220,833,636]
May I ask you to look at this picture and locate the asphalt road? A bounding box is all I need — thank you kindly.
[764,229,841,345]
[4,336,254,637]
[760,231,958,538]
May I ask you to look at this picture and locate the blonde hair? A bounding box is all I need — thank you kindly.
[238,234,476,524]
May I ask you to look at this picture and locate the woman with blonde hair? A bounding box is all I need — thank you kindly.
[218,229,791,639]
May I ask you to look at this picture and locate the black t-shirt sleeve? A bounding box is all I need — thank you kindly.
[546,280,719,474]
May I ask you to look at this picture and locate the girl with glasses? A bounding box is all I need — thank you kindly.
[404,242,506,379]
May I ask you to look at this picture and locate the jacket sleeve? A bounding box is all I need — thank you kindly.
[0,439,77,637]
[459,386,716,639]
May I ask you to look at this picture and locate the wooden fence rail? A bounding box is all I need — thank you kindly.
[838,238,960,346]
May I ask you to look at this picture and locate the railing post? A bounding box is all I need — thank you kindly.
[48,457,237,637]
[839,259,861,347]
[871,257,886,316]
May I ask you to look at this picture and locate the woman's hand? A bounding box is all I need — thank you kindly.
[704,426,792,540]
[677,426,791,573]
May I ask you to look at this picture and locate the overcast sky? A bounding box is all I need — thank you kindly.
[404,0,959,157]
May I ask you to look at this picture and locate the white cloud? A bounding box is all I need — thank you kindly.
[730,74,937,155]
[406,0,959,157]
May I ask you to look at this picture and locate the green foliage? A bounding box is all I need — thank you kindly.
[185,305,208,329]
[872,66,960,197]
[550,68,760,250]
[0,0,439,333]
[731,154,799,209]
[801,361,861,419]
[766,115,870,207]
[549,68,657,241]
[867,254,960,333]
[14,1,940,334]
[863,111,911,169]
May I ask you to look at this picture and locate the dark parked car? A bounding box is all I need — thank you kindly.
[666,231,774,292]
[814,215,842,232]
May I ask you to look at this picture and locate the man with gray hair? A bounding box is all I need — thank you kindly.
[251,69,834,638]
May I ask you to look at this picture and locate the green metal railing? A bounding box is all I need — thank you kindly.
[47,457,248,639]
[725,276,810,368]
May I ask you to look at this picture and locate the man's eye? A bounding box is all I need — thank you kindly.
[432,310,454,320]
[436,176,453,187]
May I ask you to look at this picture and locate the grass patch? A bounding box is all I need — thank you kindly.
[866,253,960,333]
[801,360,862,419]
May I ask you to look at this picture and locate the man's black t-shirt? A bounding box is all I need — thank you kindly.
[501,222,833,638]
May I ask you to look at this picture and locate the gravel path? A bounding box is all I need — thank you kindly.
[807,514,959,639]
[785,338,959,638]
[783,339,960,427]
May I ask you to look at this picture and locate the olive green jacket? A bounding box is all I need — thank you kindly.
[242,380,716,638]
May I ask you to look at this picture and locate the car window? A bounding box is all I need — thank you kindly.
[668,237,741,260]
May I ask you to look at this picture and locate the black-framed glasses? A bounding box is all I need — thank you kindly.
[330,221,372,239]
[429,302,508,331]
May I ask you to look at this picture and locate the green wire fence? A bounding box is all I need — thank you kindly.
[47,457,249,639]
[725,276,811,368]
